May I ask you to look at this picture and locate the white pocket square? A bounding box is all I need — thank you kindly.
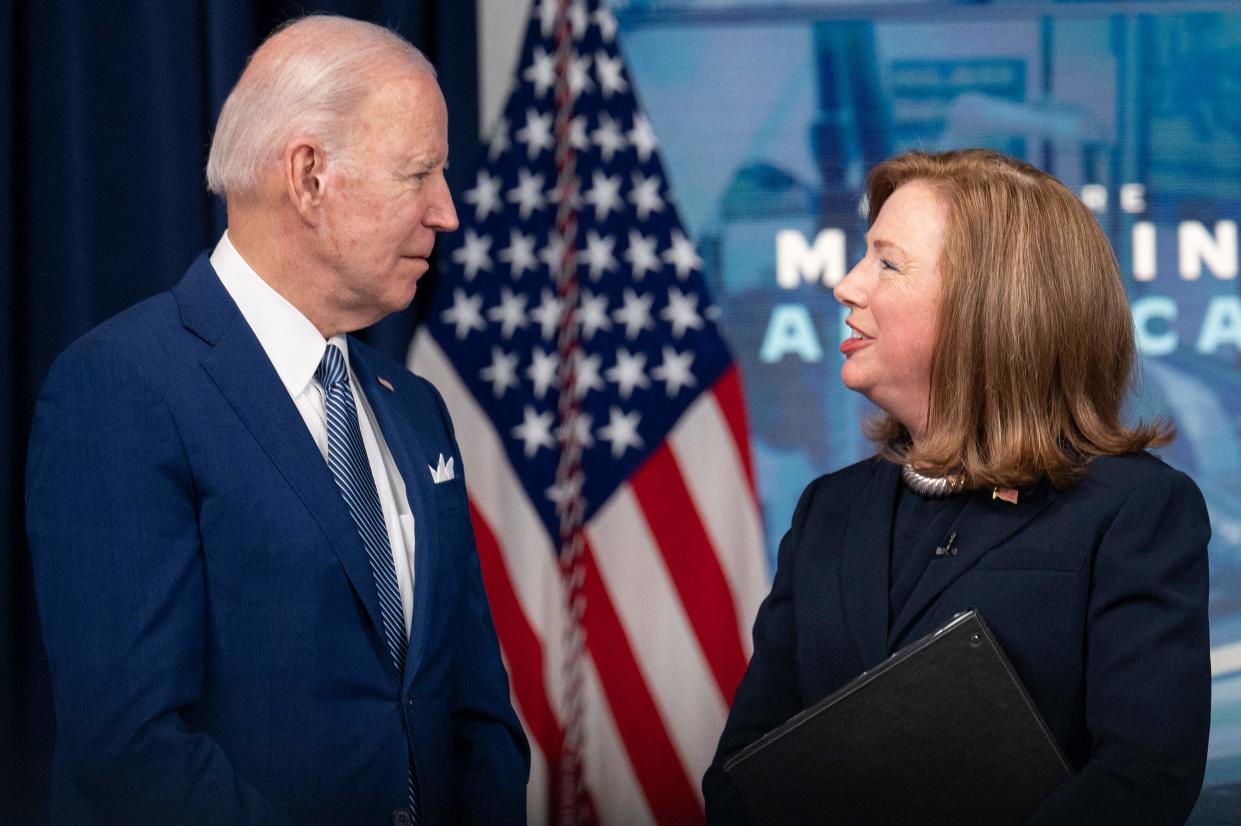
[429,453,455,484]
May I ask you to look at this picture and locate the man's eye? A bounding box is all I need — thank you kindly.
[880,257,899,272]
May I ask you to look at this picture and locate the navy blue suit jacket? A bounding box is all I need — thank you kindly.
[705,454,1211,824]
[26,254,530,824]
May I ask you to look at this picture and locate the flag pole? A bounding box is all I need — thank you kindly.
[550,1,587,823]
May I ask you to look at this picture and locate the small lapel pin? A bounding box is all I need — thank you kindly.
[992,487,1019,505]
[377,376,394,392]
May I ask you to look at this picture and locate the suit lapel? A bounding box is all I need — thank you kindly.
[349,344,438,685]
[174,260,389,649]
[888,481,1058,642]
[837,460,899,669]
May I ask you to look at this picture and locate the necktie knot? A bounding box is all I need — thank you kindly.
[317,343,348,389]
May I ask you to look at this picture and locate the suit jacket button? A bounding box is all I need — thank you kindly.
[392,809,413,826]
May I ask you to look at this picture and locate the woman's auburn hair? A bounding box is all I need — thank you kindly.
[864,148,1171,489]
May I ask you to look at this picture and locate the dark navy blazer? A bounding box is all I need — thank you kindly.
[705,454,1211,825]
[26,254,530,824]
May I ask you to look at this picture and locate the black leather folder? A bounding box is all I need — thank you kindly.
[723,610,1070,825]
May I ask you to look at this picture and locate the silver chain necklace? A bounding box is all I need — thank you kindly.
[900,463,965,498]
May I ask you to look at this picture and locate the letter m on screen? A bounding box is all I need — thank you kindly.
[776,228,846,288]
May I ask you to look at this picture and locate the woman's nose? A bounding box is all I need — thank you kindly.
[833,263,866,307]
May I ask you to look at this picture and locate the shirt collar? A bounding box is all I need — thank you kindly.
[209,231,347,397]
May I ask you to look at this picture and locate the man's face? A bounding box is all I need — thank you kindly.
[317,66,458,327]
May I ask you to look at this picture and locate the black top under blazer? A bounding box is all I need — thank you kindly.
[704,452,1212,825]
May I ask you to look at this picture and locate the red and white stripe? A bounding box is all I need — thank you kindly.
[410,331,769,825]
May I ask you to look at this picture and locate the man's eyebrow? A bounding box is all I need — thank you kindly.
[405,156,449,174]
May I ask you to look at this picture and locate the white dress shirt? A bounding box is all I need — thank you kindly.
[211,232,416,635]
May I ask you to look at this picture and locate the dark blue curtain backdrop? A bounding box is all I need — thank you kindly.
[0,2,478,820]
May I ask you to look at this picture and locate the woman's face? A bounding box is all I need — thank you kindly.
[833,180,946,440]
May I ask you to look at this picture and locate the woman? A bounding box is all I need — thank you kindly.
[704,149,1211,824]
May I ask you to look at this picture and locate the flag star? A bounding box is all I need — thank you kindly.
[451,229,492,280]
[663,229,703,279]
[569,0,590,39]
[576,290,612,341]
[440,288,486,340]
[598,406,643,458]
[652,346,696,396]
[593,6,618,42]
[629,173,665,221]
[591,113,627,163]
[582,170,623,221]
[567,51,594,99]
[623,230,660,280]
[488,117,510,161]
[526,348,560,399]
[487,287,529,339]
[479,347,520,397]
[537,0,557,37]
[704,304,722,321]
[523,45,556,97]
[594,52,628,97]
[661,286,705,338]
[606,348,650,400]
[568,115,590,151]
[573,351,605,399]
[507,168,547,220]
[557,412,595,450]
[515,108,554,159]
[512,405,555,458]
[613,288,656,339]
[546,472,584,513]
[627,114,658,163]
[530,288,564,340]
[582,230,618,281]
[539,232,574,276]
[565,180,583,212]
[499,229,538,279]
[463,170,503,221]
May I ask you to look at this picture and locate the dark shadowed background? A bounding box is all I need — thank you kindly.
[1,3,476,820]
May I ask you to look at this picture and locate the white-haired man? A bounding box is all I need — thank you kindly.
[27,16,528,825]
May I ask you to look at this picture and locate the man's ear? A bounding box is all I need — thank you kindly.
[286,140,327,221]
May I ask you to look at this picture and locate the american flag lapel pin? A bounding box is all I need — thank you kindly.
[992,487,1019,505]
[377,376,394,392]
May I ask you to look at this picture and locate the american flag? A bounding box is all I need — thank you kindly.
[408,1,768,822]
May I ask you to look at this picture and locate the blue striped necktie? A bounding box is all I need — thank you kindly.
[316,344,420,823]
[316,343,407,674]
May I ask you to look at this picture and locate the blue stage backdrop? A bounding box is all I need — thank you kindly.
[613,0,1241,819]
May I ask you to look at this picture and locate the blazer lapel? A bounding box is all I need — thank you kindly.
[349,344,438,685]
[174,260,389,649]
[888,481,1059,643]
[836,460,899,669]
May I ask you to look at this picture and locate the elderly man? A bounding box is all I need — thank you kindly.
[26,15,528,825]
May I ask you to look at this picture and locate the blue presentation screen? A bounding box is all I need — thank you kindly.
[616,0,1241,812]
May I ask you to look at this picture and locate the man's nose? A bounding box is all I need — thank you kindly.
[429,182,459,232]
